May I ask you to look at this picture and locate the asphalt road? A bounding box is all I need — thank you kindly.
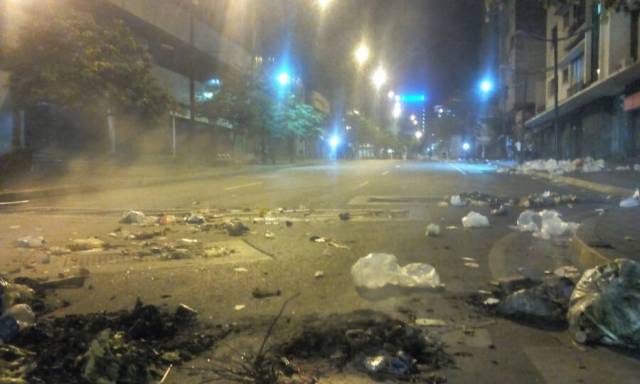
[0,160,637,383]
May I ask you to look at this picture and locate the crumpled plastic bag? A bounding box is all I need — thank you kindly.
[450,195,466,207]
[515,210,578,239]
[619,189,639,208]
[568,259,640,347]
[461,211,489,228]
[351,253,441,290]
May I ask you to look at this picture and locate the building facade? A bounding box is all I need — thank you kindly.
[0,0,254,158]
[526,1,640,160]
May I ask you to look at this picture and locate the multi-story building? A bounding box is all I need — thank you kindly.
[526,1,640,160]
[0,0,255,157]
[482,0,547,158]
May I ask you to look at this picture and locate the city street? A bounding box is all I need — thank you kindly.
[1,160,637,383]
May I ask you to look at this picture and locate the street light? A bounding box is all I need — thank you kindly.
[329,135,341,150]
[415,131,423,140]
[354,43,370,66]
[462,142,471,151]
[277,72,291,87]
[371,66,388,90]
[479,79,494,95]
[318,0,331,9]
[388,91,395,100]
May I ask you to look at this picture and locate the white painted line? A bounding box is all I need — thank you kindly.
[0,200,30,206]
[224,182,263,191]
[449,163,467,175]
[381,171,390,176]
[353,180,370,191]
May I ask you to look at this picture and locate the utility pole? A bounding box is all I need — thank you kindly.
[552,27,560,159]
[189,0,197,128]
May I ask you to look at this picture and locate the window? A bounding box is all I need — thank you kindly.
[548,78,557,97]
[563,68,569,84]
[571,56,584,86]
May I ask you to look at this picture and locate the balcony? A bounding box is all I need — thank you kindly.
[567,81,585,97]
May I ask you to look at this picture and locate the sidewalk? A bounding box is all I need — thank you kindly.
[574,206,640,263]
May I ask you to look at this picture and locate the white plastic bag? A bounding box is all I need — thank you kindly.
[425,224,440,237]
[462,211,489,228]
[620,189,639,208]
[516,210,539,232]
[351,253,441,290]
[450,195,465,207]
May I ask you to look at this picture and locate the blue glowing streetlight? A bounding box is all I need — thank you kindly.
[329,135,341,150]
[277,72,291,87]
[462,142,471,151]
[479,79,494,95]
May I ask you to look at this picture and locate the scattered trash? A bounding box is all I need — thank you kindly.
[252,288,281,299]
[285,220,294,227]
[351,253,442,290]
[514,157,605,175]
[234,304,246,311]
[278,310,453,380]
[3,304,35,330]
[69,238,105,251]
[3,300,229,383]
[594,208,605,215]
[186,214,206,225]
[265,231,275,239]
[619,189,639,208]
[339,212,351,221]
[496,276,575,324]
[328,240,350,249]
[450,195,466,207]
[615,165,631,171]
[425,224,440,237]
[120,210,146,224]
[462,211,489,228]
[446,225,458,230]
[519,191,577,208]
[464,262,480,269]
[635,164,640,172]
[415,318,447,327]
[15,236,45,249]
[310,236,327,243]
[515,210,578,239]
[490,205,508,216]
[233,267,248,273]
[157,215,177,225]
[483,298,500,306]
[179,238,199,246]
[9,225,20,230]
[625,236,634,242]
[568,259,640,348]
[225,221,249,236]
[314,271,324,279]
[554,265,581,281]
[462,257,476,262]
[437,201,449,207]
[203,246,233,258]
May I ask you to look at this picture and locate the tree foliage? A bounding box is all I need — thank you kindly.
[4,3,171,119]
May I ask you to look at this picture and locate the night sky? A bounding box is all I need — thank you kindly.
[286,0,485,105]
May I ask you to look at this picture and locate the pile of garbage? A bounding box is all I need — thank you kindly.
[277,310,453,381]
[478,259,640,349]
[620,188,639,208]
[515,209,579,239]
[4,300,230,383]
[447,192,512,209]
[519,190,577,208]
[509,157,606,175]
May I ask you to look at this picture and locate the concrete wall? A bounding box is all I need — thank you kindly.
[105,0,252,72]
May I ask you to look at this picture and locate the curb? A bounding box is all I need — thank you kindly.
[531,172,634,197]
[569,233,612,270]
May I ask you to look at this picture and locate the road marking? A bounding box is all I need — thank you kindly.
[353,180,370,191]
[224,182,263,191]
[381,171,390,176]
[448,163,467,175]
[0,200,29,206]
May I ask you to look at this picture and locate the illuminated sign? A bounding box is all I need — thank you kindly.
[399,94,426,103]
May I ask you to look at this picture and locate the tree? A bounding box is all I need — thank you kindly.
[4,3,171,120]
